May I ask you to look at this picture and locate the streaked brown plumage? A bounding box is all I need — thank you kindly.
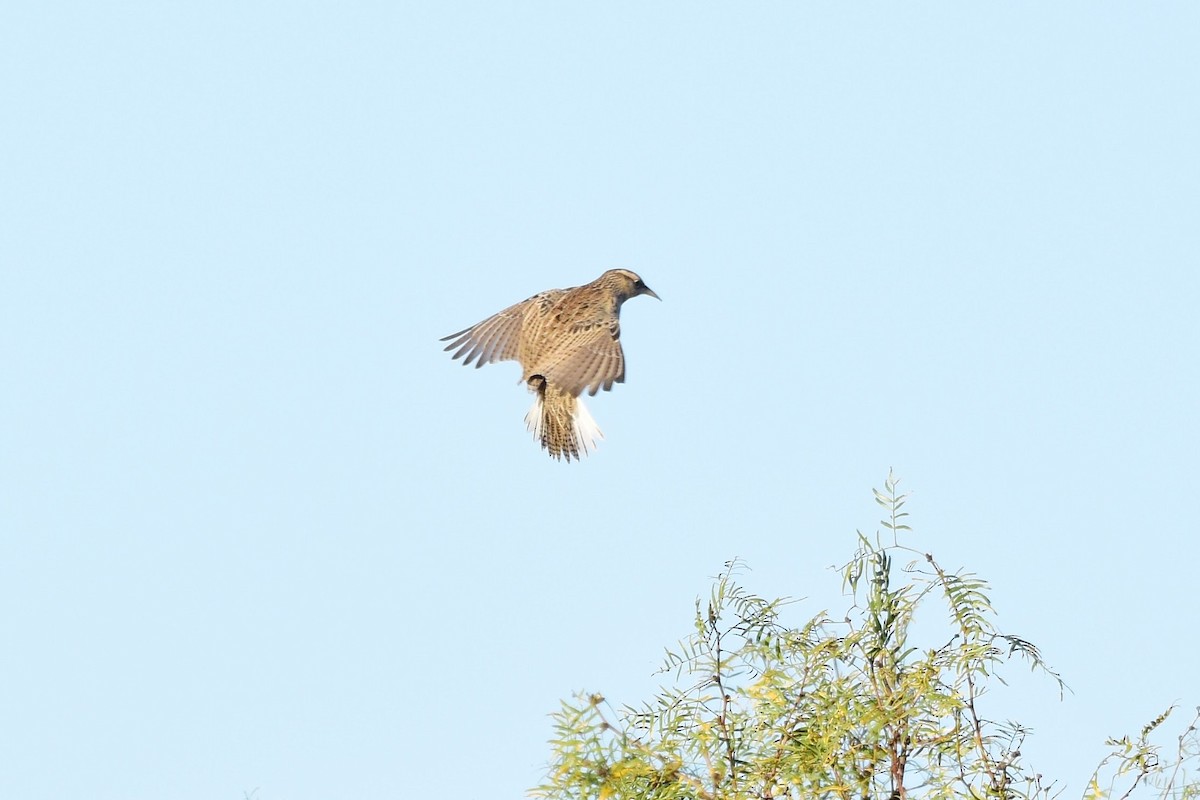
[441,269,659,461]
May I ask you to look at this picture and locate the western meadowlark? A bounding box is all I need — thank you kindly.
[441,269,660,461]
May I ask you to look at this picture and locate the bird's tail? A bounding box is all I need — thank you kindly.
[524,376,603,461]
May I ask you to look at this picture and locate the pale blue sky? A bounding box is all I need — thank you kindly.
[3,3,1198,798]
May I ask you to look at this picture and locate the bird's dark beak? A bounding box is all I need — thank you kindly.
[641,285,661,301]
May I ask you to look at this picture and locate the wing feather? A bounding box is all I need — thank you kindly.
[544,323,626,397]
[440,298,531,368]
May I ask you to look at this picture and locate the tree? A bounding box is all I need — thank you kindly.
[532,473,1199,800]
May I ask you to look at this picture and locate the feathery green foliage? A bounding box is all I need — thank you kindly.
[1085,706,1200,800]
[531,473,1198,800]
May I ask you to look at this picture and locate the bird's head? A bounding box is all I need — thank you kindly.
[604,269,660,303]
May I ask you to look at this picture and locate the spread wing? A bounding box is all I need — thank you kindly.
[541,319,626,397]
[440,296,534,368]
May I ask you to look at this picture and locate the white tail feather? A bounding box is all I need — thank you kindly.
[524,393,544,439]
[572,397,603,456]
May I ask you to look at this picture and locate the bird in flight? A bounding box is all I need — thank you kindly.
[441,269,660,461]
